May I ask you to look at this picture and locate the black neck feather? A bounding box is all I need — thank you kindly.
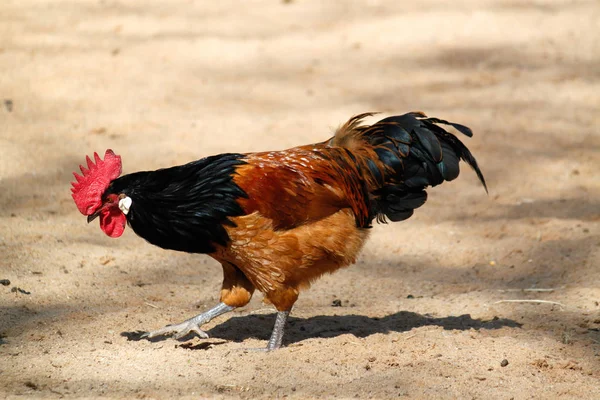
[106,153,247,254]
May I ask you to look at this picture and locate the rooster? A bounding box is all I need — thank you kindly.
[71,112,486,350]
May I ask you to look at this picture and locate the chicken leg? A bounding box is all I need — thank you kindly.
[266,310,289,351]
[141,302,234,340]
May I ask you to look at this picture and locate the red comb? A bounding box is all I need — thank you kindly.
[71,149,122,215]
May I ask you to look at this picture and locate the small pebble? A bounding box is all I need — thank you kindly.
[0,279,10,286]
[501,359,509,367]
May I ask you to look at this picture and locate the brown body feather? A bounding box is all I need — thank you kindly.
[212,146,373,311]
[213,209,368,311]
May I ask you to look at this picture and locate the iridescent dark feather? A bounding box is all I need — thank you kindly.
[104,153,247,253]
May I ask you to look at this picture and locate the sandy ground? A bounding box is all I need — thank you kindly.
[1,0,600,398]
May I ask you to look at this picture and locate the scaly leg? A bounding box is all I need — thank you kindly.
[266,310,289,351]
[141,302,234,340]
[261,287,297,351]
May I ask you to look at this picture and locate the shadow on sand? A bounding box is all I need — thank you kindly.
[122,310,522,347]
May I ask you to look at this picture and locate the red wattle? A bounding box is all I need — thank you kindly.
[99,207,126,238]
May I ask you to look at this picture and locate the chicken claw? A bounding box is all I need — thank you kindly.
[141,302,234,340]
[141,320,209,340]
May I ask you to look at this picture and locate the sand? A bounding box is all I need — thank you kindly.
[1,0,599,398]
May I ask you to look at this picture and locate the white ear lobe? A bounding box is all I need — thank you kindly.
[118,196,132,215]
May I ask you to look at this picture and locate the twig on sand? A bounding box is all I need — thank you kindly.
[144,301,159,309]
[497,288,560,293]
[493,299,565,307]
[344,340,363,346]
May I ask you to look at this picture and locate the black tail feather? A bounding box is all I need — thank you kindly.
[453,140,488,193]
[375,188,428,222]
[359,112,487,223]
[422,116,473,137]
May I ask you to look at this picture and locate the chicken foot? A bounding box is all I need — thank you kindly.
[141,302,234,340]
[141,301,288,351]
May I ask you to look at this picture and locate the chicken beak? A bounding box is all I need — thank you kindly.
[87,210,101,224]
